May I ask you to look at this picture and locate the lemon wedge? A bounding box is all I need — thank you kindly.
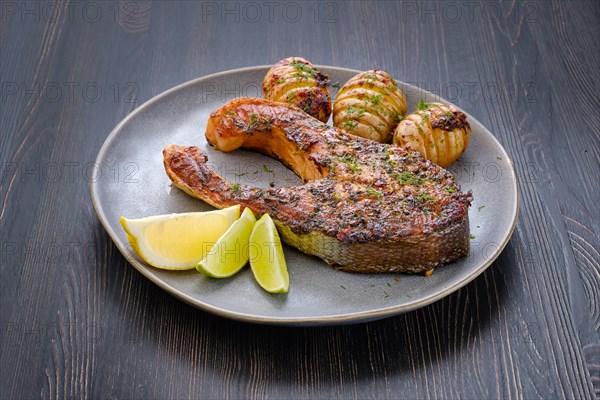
[120,205,240,270]
[249,214,289,293]
[196,207,257,278]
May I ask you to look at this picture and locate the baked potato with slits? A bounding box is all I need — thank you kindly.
[262,57,332,123]
[393,101,471,167]
[333,70,407,143]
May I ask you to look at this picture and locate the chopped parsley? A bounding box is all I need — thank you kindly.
[290,59,316,78]
[346,105,366,117]
[470,234,476,239]
[262,165,273,173]
[341,119,358,131]
[383,148,393,166]
[396,114,404,122]
[392,172,424,186]
[249,113,259,126]
[231,183,240,192]
[367,188,382,199]
[416,99,433,111]
[368,94,383,106]
[416,194,434,202]
[478,205,485,212]
[340,285,346,290]
[331,81,341,90]
[445,187,456,193]
[384,290,390,298]
[340,155,359,172]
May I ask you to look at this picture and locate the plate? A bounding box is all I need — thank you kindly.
[91,66,519,326]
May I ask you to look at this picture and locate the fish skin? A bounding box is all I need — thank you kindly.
[163,98,472,273]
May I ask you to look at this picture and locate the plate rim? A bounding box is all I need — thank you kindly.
[90,65,520,326]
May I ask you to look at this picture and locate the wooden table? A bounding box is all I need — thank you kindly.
[1,1,598,398]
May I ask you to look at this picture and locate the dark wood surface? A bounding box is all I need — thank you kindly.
[1,1,599,398]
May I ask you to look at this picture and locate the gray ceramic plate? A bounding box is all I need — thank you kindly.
[91,66,518,326]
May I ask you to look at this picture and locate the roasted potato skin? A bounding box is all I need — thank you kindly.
[393,102,471,167]
[262,57,332,123]
[333,70,407,143]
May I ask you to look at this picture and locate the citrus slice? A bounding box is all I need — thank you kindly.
[249,214,289,293]
[119,205,240,270]
[196,207,257,278]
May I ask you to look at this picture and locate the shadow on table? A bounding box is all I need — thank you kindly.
[98,219,518,394]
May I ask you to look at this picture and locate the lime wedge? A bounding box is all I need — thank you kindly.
[196,207,257,278]
[249,214,289,293]
[119,205,240,270]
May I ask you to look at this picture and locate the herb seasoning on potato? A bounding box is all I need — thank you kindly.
[333,70,407,143]
[392,101,471,167]
[262,57,332,123]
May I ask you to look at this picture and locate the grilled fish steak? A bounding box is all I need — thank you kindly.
[163,98,472,273]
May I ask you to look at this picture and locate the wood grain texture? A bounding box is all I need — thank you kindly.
[1,1,598,398]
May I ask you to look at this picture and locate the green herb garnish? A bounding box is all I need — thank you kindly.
[369,94,383,106]
[340,155,360,172]
[416,194,434,202]
[417,99,433,111]
[290,60,316,78]
[367,188,382,199]
[347,105,366,117]
[341,120,358,131]
[392,172,424,186]
[249,113,258,123]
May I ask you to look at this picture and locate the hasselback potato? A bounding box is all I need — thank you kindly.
[333,70,407,142]
[262,57,332,123]
[392,101,471,167]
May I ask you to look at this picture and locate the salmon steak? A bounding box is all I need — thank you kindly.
[163,98,472,274]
